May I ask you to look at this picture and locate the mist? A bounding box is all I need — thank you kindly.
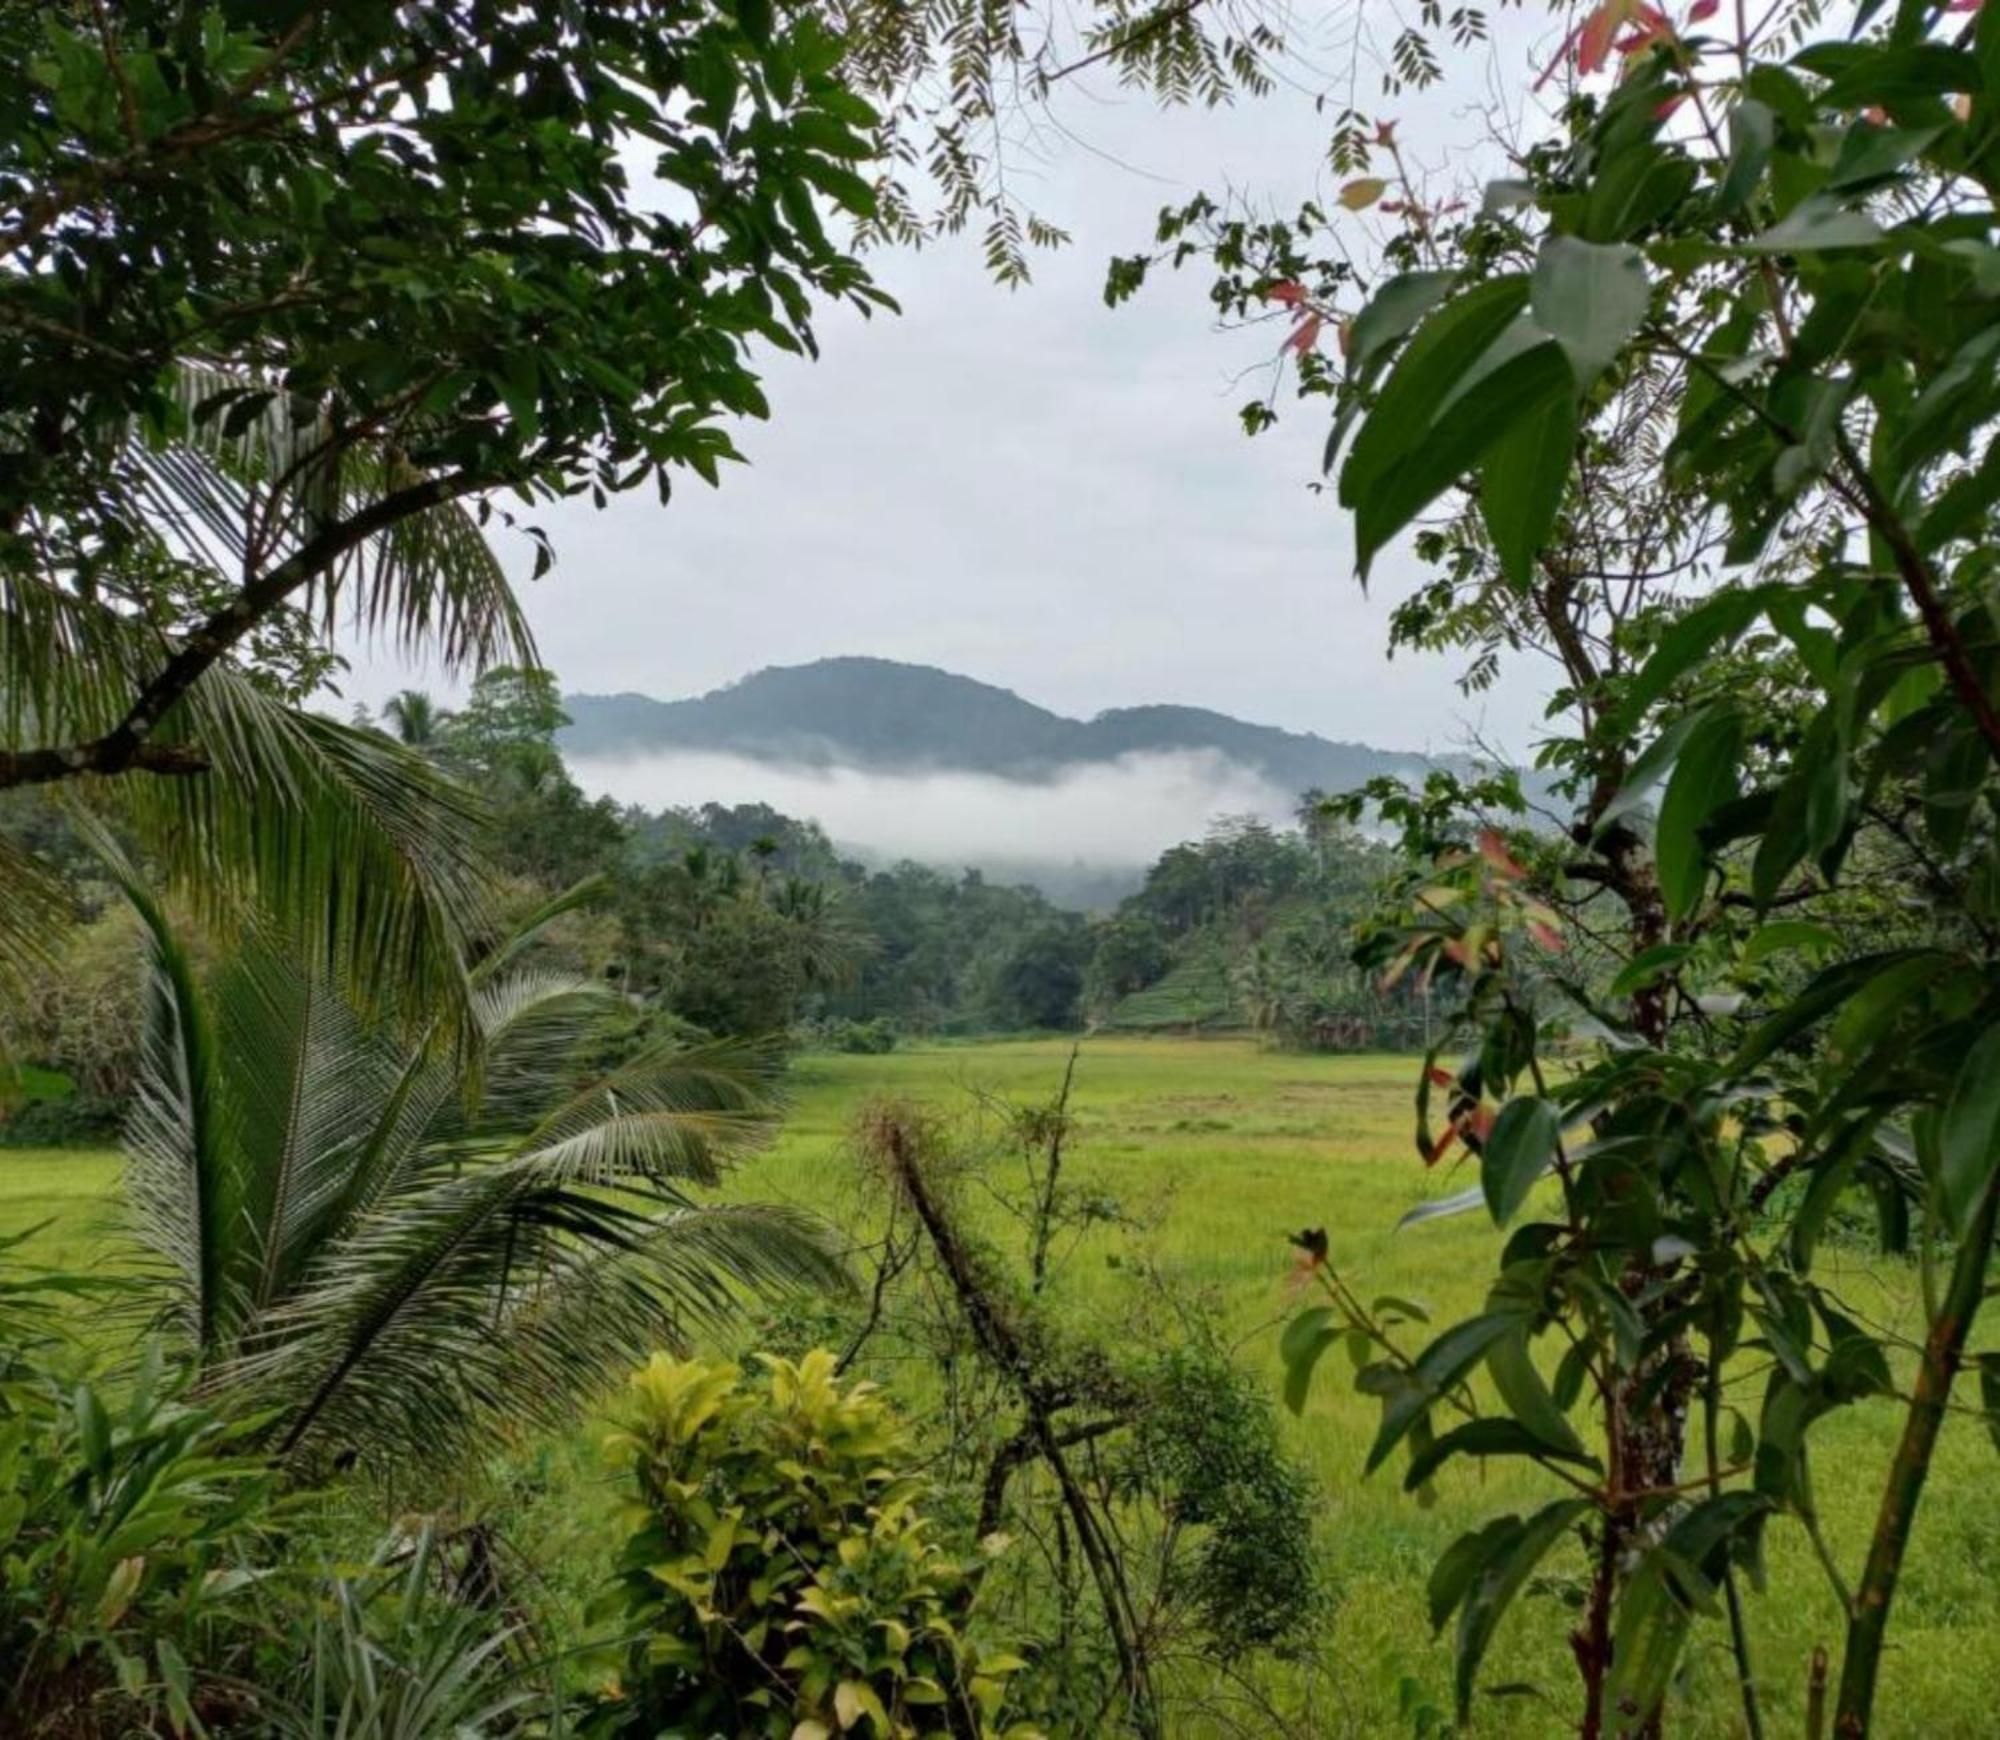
[566,747,1298,873]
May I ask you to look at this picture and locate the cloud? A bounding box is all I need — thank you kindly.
[568,747,1295,870]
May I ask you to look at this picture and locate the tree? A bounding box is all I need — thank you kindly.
[1140,6,2000,1733]
[109,850,842,1475]
[382,690,448,751]
[1,1,888,1009]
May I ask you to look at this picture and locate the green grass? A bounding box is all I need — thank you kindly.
[7,1037,1997,1736]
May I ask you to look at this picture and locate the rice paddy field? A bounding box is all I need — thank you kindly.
[5,1036,1996,1736]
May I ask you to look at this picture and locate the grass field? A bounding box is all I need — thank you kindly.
[4,1036,1996,1736]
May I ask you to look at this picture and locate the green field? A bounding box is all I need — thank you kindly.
[5,1036,1995,1736]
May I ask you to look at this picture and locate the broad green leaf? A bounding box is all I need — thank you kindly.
[1939,1022,2000,1237]
[1481,1098,1561,1228]
[1353,342,1572,577]
[1488,1327,1588,1458]
[1717,100,1775,214]
[1655,706,1743,921]
[1347,272,1458,375]
[1594,707,1713,838]
[1608,944,1694,999]
[1480,388,1577,589]
[1402,1417,1596,1492]
[1530,237,1650,386]
[1398,1183,1488,1229]
[1340,276,1531,510]
[1826,121,1943,191]
[1741,920,1839,965]
[1732,951,1937,1071]
[1367,1311,1524,1474]
[1608,1563,1692,1725]
[1746,195,1886,252]
[1455,1500,1590,1720]
[1612,586,1776,733]
[1280,1306,1341,1415]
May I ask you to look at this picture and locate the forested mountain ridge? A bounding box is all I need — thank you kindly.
[560,656,1467,789]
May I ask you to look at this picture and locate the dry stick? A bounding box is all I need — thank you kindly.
[878,1118,1163,1739]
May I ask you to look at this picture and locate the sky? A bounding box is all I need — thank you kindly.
[342,7,1563,766]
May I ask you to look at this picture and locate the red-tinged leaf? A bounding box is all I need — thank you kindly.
[1477,829,1526,879]
[1427,1065,1457,1089]
[1529,921,1566,952]
[1424,1126,1460,1167]
[1945,0,1979,12]
[1468,1104,1498,1144]
[1288,313,1325,354]
[1340,177,1389,210]
[1578,0,1623,73]
[1375,118,1399,144]
[1266,280,1308,307]
[1687,0,1718,19]
[1442,938,1469,965]
[1655,92,1690,119]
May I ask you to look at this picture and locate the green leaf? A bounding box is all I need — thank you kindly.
[1488,1328,1588,1459]
[1655,706,1743,921]
[1280,1306,1341,1415]
[1340,277,1531,510]
[1530,237,1650,387]
[1480,388,1577,589]
[1939,1022,2000,1237]
[1455,1500,1590,1719]
[1353,339,1571,577]
[1732,951,1937,1071]
[1482,1098,1561,1228]
[1595,707,1713,838]
[1398,1183,1489,1229]
[1746,195,1886,253]
[1608,944,1694,998]
[1826,121,1943,191]
[1324,271,1458,473]
[1717,100,1775,215]
[1741,920,1839,965]
[1403,1417,1596,1491]
[1613,587,1777,733]
[1367,1312,1524,1474]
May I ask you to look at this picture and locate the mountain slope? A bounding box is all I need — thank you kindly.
[560,656,1457,792]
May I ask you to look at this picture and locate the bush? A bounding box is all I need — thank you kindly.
[820,1016,900,1054]
[589,1350,1042,1739]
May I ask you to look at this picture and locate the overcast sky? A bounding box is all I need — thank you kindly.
[343,10,1562,762]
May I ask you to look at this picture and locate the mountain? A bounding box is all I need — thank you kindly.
[559,656,1462,793]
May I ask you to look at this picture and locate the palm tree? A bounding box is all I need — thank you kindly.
[112,860,844,1474]
[3,363,529,1028]
[383,689,450,750]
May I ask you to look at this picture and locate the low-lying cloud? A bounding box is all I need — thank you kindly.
[567,747,1296,871]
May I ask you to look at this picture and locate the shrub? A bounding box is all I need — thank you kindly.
[590,1350,1041,1739]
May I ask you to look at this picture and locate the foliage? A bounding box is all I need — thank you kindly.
[590,1348,1040,1739]
[1,0,888,1018]
[0,1247,279,1738]
[1135,0,2000,1732]
[110,849,842,1475]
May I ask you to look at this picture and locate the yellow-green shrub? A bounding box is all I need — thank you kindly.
[590,1349,1040,1739]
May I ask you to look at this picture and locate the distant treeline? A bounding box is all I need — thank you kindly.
[2,669,1423,1140]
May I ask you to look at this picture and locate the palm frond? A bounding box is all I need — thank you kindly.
[105,888,839,1472]
[138,361,534,674]
[94,824,237,1350]
[116,663,497,1036]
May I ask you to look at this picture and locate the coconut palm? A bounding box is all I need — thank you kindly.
[3,363,529,1027]
[383,690,451,751]
[113,860,844,1474]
